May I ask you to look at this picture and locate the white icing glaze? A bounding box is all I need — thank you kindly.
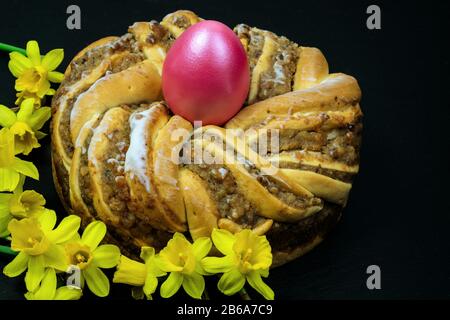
[70,73,113,134]
[125,108,155,192]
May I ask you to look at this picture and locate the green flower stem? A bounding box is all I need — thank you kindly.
[0,245,17,256]
[0,42,26,55]
[239,287,251,300]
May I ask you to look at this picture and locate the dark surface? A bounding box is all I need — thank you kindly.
[0,0,449,300]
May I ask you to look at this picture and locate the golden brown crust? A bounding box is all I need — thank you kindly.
[293,46,329,91]
[179,168,220,240]
[88,107,131,226]
[70,60,162,144]
[225,73,362,130]
[69,113,102,221]
[64,36,119,77]
[153,115,193,228]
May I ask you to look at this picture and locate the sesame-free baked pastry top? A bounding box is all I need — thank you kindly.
[51,10,362,267]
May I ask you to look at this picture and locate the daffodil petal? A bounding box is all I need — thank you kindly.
[0,128,15,166]
[16,98,35,122]
[54,287,82,300]
[192,237,212,259]
[25,255,45,292]
[0,168,20,192]
[201,255,235,274]
[47,215,80,244]
[113,255,146,286]
[143,273,158,297]
[41,49,64,71]
[9,190,45,216]
[154,255,183,273]
[37,209,57,231]
[182,273,204,299]
[0,215,11,237]
[160,272,183,298]
[81,220,106,250]
[217,269,246,296]
[172,232,187,241]
[0,105,16,127]
[3,251,29,277]
[93,244,120,268]
[48,71,64,83]
[246,271,274,300]
[0,193,12,211]
[32,268,57,300]
[28,107,51,131]
[84,266,110,297]
[260,268,269,278]
[140,246,155,263]
[9,52,32,73]
[36,79,51,98]
[8,60,25,78]
[12,158,39,180]
[13,175,25,193]
[212,228,235,255]
[26,41,41,65]
[10,122,40,155]
[43,243,67,271]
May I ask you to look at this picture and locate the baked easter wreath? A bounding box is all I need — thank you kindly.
[51,10,362,269]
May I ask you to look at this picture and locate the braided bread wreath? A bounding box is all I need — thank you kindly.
[51,10,362,268]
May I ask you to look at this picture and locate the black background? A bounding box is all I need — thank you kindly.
[0,0,449,300]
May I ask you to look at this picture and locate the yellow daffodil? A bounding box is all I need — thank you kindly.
[8,40,64,102]
[64,221,120,297]
[0,176,50,237]
[202,228,274,300]
[3,211,81,292]
[15,91,42,109]
[0,128,39,192]
[113,246,166,300]
[25,268,82,300]
[155,233,211,299]
[0,98,51,155]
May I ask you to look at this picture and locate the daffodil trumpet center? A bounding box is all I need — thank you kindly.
[23,235,50,256]
[237,248,256,274]
[66,243,93,270]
